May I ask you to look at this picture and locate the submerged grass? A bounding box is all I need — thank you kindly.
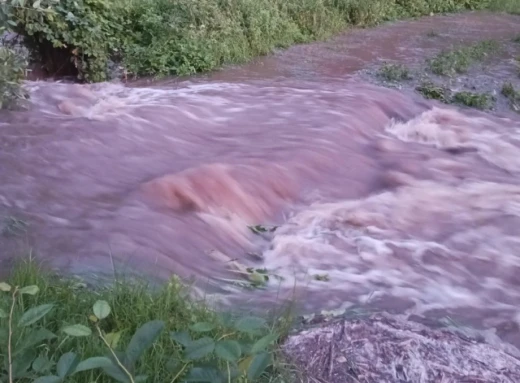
[452,91,493,110]
[0,260,295,382]
[377,63,412,82]
[415,81,494,110]
[427,40,500,76]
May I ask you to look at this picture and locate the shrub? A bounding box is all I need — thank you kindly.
[0,45,28,109]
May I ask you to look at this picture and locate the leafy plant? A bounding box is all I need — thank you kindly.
[0,46,28,109]
[170,315,279,383]
[0,261,290,382]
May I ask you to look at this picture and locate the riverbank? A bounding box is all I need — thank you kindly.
[0,260,294,382]
[2,0,511,84]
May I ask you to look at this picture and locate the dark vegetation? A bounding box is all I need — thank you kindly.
[1,0,495,83]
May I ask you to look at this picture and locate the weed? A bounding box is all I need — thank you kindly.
[501,82,520,113]
[416,81,450,103]
[427,40,499,76]
[0,260,293,382]
[377,63,412,82]
[452,91,492,110]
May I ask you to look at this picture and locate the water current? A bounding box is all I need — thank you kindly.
[2,11,520,349]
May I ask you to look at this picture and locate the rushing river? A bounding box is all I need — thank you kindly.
[2,11,520,349]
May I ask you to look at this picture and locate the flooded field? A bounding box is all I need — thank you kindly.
[2,11,520,351]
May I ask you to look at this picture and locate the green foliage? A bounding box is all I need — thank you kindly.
[452,91,492,110]
[0,261,290,382]
[377,62,412,82]
[0,0,500,82]
[427,40,499,76]
[415,80,494,110]
[0,46,28,109]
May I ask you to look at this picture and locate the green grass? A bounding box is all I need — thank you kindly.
[452,91,492,110]
[0,260,295,382]
[377,63,412,82]
[427,40,499,76]
[415,81,493,110]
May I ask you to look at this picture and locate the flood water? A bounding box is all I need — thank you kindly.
[2,12,520,349]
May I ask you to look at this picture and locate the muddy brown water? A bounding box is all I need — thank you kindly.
[3,12,520,349]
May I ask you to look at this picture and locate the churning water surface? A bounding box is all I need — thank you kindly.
[2,11,520,349]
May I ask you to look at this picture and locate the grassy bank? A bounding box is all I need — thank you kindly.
[2,0,499,83]
[0,260,294,382]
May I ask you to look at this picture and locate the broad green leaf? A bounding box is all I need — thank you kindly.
[105,331,122,348]
[15,328,57,355]
[33,376,61,383]
[0,282,11,292]
[18,304,54,327]
[32,355,53,373]
[184,367,222,383]
[126,320,165,364]
[233,316,266,334]
[57,352,80,378]
[250,333,278,354]
[74,356,113,373]
[19,285,39,295]
[135,375,148,382]
[247,351,271,380]
[0,308,7,318]
[171,331,192,347]
[93,300,111,320]
[215,340,241,362]
[184,337,215,360]
[189,322,215,332]
[62,324,92,337]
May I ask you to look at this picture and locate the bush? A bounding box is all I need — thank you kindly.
[0,261,292,382]
[0,0,499,82]
[0,45,28,109]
